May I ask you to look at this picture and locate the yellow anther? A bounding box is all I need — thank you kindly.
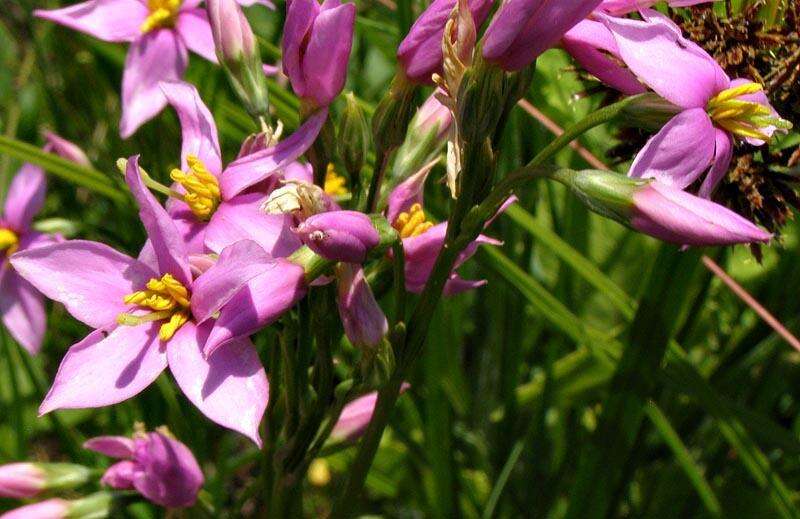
[170,155,221,221]
[308,459,331,487]
[141,0,182,33]
[118,273,191,341]
[0,229,19,257]
[707,82,792,142]
[393,203,434,238]
[324,164,349,197]
[159,310,189,341]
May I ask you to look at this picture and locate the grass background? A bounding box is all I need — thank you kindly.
[2,0,800,516]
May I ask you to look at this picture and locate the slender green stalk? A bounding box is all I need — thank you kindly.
[1,330,25,458]
[365,148,391,213]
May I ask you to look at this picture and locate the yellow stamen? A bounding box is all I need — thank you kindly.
[308,459,331,487]
[706,82,792,142]
[118,273,191,341]
[392,203,434,238]
[170,155,221,221]
[0,229,19,257]
[324,164,349,197]
[140,0,182,33]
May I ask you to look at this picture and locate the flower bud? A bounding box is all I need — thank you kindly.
[551,169,772,246]
[482,0,602,71]
[2,492,114,519]
[454,59,506,145]
[0,462,92,499]
[392,91,452,182]
[208,0,256,65]
[338,93,371,178]
[330,384,410,442]
[208,0,269,117]
[283,0,356,107]
[372,74,419,154]
[294,210,380,263]
[43,132,91,167]
[397,0,493,84]
[336,263,388,348]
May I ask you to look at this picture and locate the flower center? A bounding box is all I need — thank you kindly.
[117,273,191,341]
[170,155,221,221]
[0,228,19,257]
[141,0,182,33]
[393,203,433,238]
[707,82,792,142]
[324,164,349,197]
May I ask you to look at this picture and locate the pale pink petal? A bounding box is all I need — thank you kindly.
[120,29,188,138]
[125,156,193,286]
[331,384,410,442]
[204,194,301,255]
[221,108,329,198]
[629,108,716,189]
[698,128,734,198]
[1,498,70,519]
[3,164,46,232]
[160,81,222,174]
[165,206,208,255]
[175,9,219,63]
[131,432,204,507]
[84,436,136,458]
[10,240,156,330]
[100,460,136,489]
[39,325,167,414]
[0,271,46,355]
[34,0,148,43]
[167,322,268,446]
[602,13,726,108]
[190,239,274,322]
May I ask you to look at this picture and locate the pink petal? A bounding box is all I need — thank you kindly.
[84,436,136,458]
[160,81,222,174]
[221,108,329,198]
[282,0,320,97]
[331,383,410,442]
[125,156,193,286]
[0,271,46,355]
[167,322,268,446]
[120,29,188,138]
[34,0,148,43]
[3,164,46,232]
[698,128,734,198]
[176,9,218,63]
[204,261,307,354]
[629,108,716,189]
[204,193,301,256]
[602,12,726,108]
[1,498,70,519]
[301,2,356,106]
[386,163,433,224]
[131,432,204,507]
[190,239,275,323]
[165,206,209,255]
[562,19,646,95]
[100,460,137,489]
[10,240,156,330]
[39,325,168,414]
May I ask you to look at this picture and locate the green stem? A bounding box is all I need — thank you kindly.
[365,148,391,213]
[1,330,24,458]
[391,240,406,325]
[331,95,641,514]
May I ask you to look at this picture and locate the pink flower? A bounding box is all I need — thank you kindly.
[482,0,603,70]
[602,11,791,197]
[11,157,273,445]
[156,81,325,256]
[1,133,85,354]
[282,0,356,107]
[385,167,505,295]
[35,0,218,138]
[85,431,203,508]
[397,0,494,84]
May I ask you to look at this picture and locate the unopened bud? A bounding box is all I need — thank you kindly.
[339,93,370,178]
[294,210,380,263]
[336,263,388,348]
[208,0,269,118]
[454,58,505,145]
[372,74,419,154]
[392,92,452,181]
[551,168,772,246]
[0,462,92,499]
